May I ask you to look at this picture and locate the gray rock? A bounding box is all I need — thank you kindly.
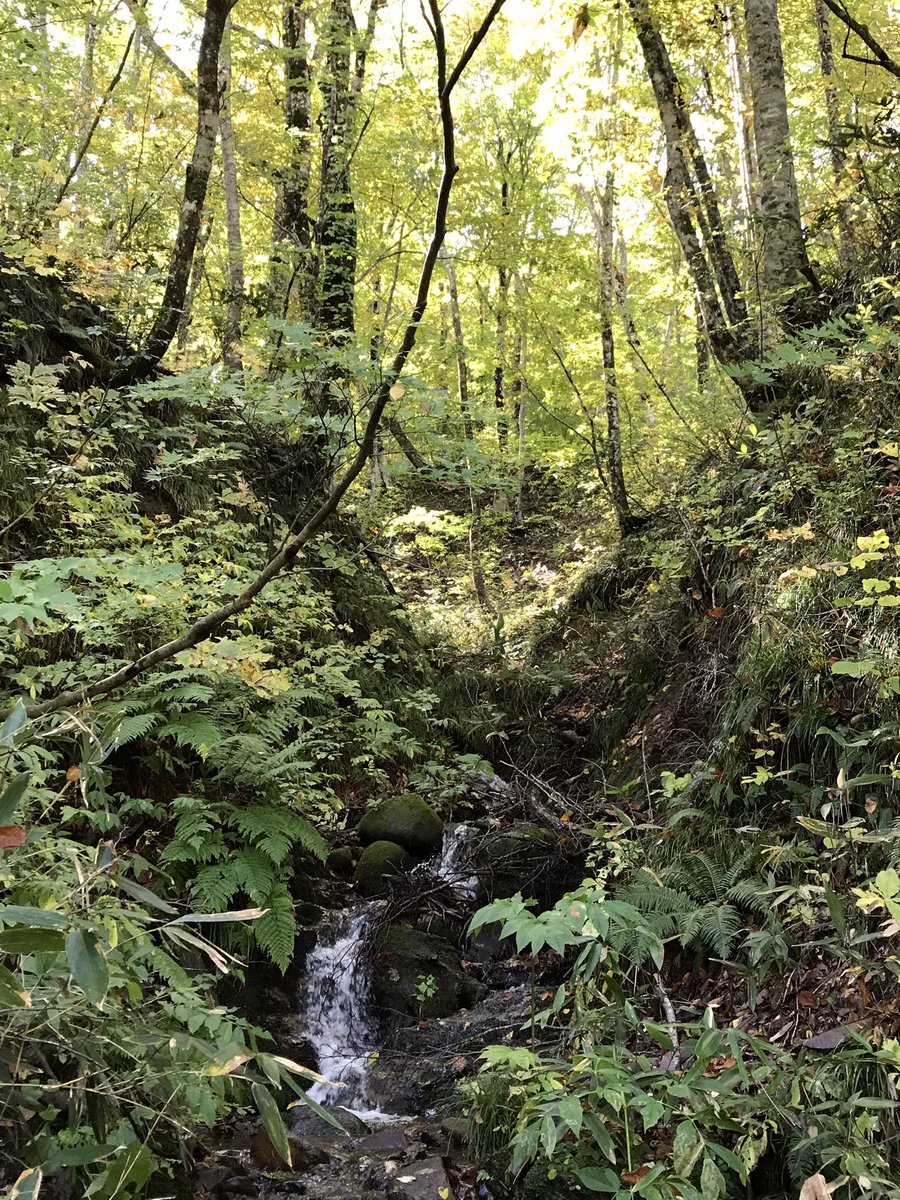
[387,1156,447,1200]
[358,795,443,857]
[289,1103,372,1139]
[357,1128,409,1154]
[371,923,487,1020]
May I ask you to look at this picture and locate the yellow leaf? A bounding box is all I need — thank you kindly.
[206,1053,251,1076]
[389,381,406,401]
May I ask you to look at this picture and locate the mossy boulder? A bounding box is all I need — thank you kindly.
[326,846,356,878]
[353,840,412,896]
[371,923,487,1020]
[357,794,443,857]
[475,824,574,908]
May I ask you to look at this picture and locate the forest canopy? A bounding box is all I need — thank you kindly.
[2,0,900,1195]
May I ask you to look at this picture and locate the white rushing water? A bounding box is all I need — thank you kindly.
[302,824,479,1115]
[304,909,378,1111]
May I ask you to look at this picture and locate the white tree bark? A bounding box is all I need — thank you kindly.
[743,0,815,296]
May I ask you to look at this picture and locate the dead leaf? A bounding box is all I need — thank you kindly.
[799,1174,837,1199]
[866,796,877,813]
[0,826,27,848]
[707,606,725,617]
[66,766,81,783]
[621,1166,651,1184]
[798,991,819,1009]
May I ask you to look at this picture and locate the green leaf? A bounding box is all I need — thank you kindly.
[0,905,68,929]
[287,1089,348,1134]
[65,930,109,1004]
[557,1093,583,1136]
[0,927,65,954]
[573,1166,620,1192]
[114,876,176,914]
[8,1167,42,1199]
[672,1119,704,1178]
[0,774,29,826]
[252,1082,291,1166]
[0,700,28,747]
[85,1143,152,1200]
[700,1153,726,1199]
[0,963,29,1007]
[830,659,879,677]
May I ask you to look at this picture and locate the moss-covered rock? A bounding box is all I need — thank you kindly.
[475,824,576,908]
[357,794,443,857]
[371,923,487,1019]
[353,840,412,896]
[326,846,356,878]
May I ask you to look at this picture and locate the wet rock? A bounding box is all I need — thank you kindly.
[475,824,573,907]
[358,795,443,857]
[221,1178,256,1197]
[386,1156,447,1200]
[357,1128,409,1154]
[289,1103,372,1139]
[440,1117,469,1147]
[371,924,487,1020]
[195,1164,232,1191]
[354,840,413,897]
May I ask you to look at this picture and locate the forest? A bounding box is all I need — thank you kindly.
[0,0,900,1195]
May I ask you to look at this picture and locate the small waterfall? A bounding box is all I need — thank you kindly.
[304,909,378,1112]
[434,823,479,899]
[303,824,479,1115]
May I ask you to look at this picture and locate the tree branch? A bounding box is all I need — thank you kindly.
[821,0,900,79]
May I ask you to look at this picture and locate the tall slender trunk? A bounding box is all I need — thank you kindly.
[176,218,214,354]
[743,0,817,298]
[271,0,315,319]
[219,21,244,367]
[317,0,357,337]
[441,250,475,443]
[814,0,856,273]
[493,143,513,451]
[513,279,527,530]
[589,174,633,535]
[626,0,747,367]
[131,0,237,379]
[442,249,491,609]
[723,3,760,232]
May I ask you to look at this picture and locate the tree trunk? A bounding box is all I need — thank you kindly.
[626,0,748,368]
[814,0,856,273]
[132,0,236,378]
[723,3,760,233]
[317,0,357,337]
[588,174,633,536]
[442,249,491,609]
[441,250,475,443]
[219,20,244,367]
[743,0,817,297]
[513,279,527,530]
[271,0,315,319]
[176,218,214,354]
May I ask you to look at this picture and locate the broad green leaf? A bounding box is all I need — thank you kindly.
[85,1143,152,1200]
[0,963,29,1007]
[0,774,29,825]
[672,1119,704,1178]
[8,1167,42,1199]
[0,927,65,954]
[0,700,28,747]
[252,1082,291,1166]
[700,1153,726,1199]
[0,905,68,929]
[573,1166,620,1192]
[65,930,109,1004]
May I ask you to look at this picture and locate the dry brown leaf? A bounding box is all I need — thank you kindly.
[798,1174,836,1199]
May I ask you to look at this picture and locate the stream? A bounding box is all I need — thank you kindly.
[302,825,478,1119]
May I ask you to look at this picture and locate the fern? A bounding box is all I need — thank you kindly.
[105,711,161,749]
[254,883,296,972]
